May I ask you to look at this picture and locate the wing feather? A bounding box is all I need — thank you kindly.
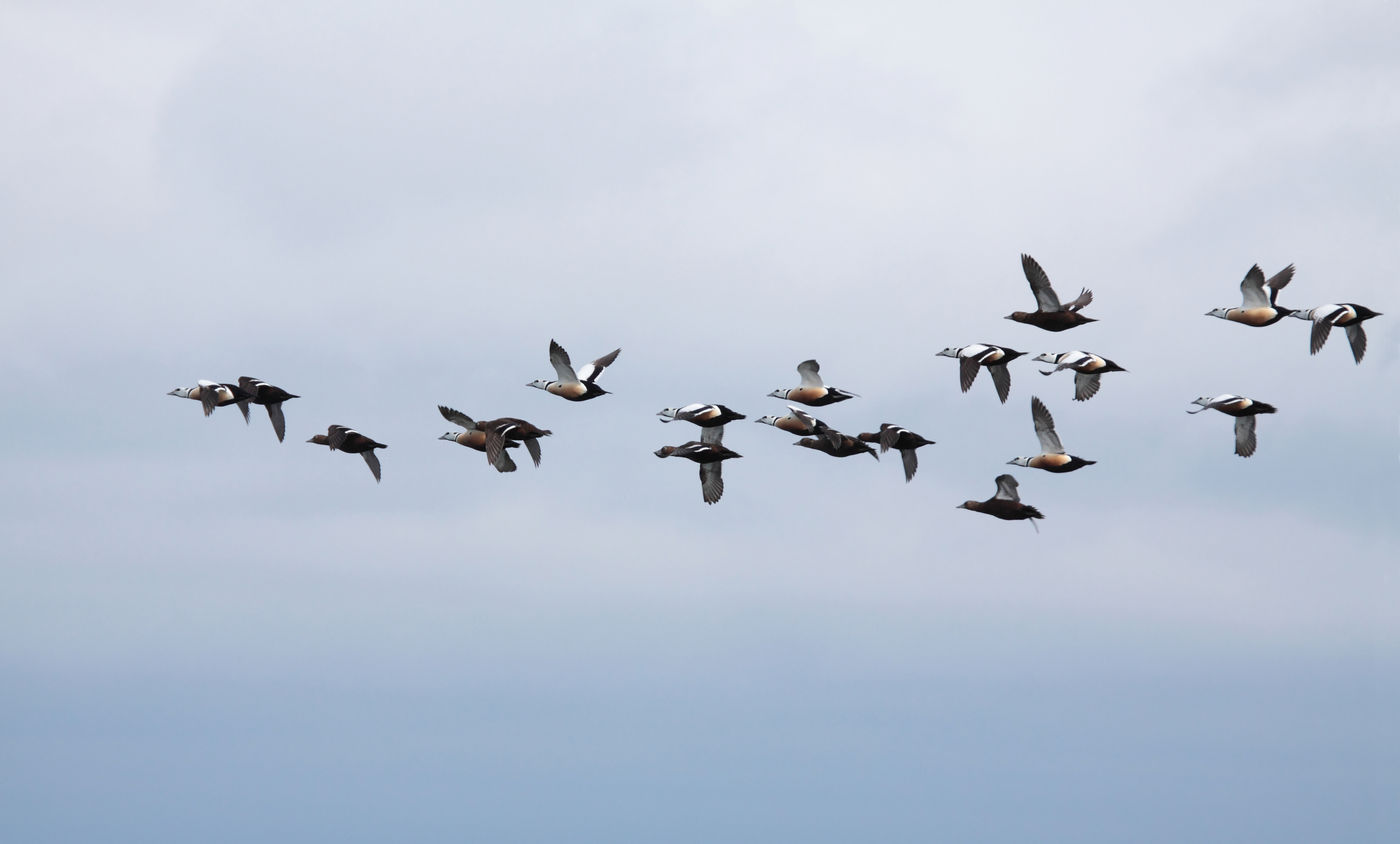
[361,450,382,482]
[549,339,579,383]
[699,462,724,504]
[1265,264,1295,305]
[1234,415,1258,458]
[577,348,621,384]
[989,365,1012,403]
[267,403,287,442]
[484,429,505,468]
[1021,253,1061,311]
[1031,396,1064,454]
[958,357,979,393]
[1073,372,1101,402]
[494,448,518,473]
[1062,288,1093,312]
[994,474,1020,502]
[796,359,822,388]
[438,405,477,429]
[900,448,918,482]
[878,425,900,453]
[1239,265,1269,309]
[327,425,350,451]
[1345,323,1367,363]
[1309,318,1332,355]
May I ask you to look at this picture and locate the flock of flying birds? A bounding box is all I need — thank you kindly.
[169,254,1381,526]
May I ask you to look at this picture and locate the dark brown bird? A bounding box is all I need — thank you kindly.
[477,418,552,469]
[794,433,878,459]
[858,424,934,481]
[307,425,388,482]
[235,376,299,442]
[1005,253,1095,331]
[655,425,741,504]
[958,474,1044,529]
[437,405,519,472]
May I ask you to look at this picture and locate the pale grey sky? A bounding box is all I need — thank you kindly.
[2,1,1397,841]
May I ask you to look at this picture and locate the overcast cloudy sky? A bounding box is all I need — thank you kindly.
[2,1,1397,841]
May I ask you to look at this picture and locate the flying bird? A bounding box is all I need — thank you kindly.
[754,405,838,446]
[657,404,747,426]
[1007,396,1096,472]
[476,418,552,469]
[767,359,857,406]
[1005,253,1095,331]
[168,380,250,417]
[1290,304,1381,363]
[1033,350,1127,401]
[1206,264,1296,326]
[1187,394,1276,458]
[793,432,878,459]
[527,339,620,401]
[858,424,934,482]
[437,405,518,472]
[936,344,1025,404]
[654,424,742,504]
[235,377,298,442]
[307,425,388,482]
[957,474,1045,529]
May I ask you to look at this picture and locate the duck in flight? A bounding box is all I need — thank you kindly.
[657,404,747,427]
[477,418,552,469]
[793,432,878,459]
[1187,394,1276,458]
[957,474,1044,530]
[1206,264,1296,326]
[937,344,1025,404]
[1006,396,1095,473]
[235,377,298,442]
[1290,303,1381,363]
[754,405,838,447]
[1033,350,1126,401]
[857,424,934,482]
[437,405,518,472]
[767,359,857,406]
[655,424,742,504]
[168,380,250,417]
[307,425,388,482]
[527,340,620,401]
[1005,253,1095,331]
